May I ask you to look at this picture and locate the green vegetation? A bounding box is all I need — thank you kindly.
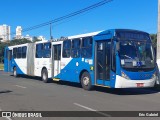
[0,38,39,63]
[150,34,157,49]
[0,64,4,70]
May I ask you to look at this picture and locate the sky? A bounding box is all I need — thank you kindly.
[0,0,158,40]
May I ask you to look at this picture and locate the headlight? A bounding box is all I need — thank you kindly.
[151,71,157,79]
[121,71,130,80]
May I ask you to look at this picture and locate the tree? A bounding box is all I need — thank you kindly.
[10,38,31,46]
[150,34,157,49]
[32,36,41,43]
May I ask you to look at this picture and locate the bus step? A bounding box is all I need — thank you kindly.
[53,78,60,81]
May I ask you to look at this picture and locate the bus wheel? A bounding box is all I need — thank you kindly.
[42,69,49,83]
[81,72,93,90]
[13,67,17,77]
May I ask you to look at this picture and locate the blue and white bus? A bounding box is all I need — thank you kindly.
[4,29,157,90]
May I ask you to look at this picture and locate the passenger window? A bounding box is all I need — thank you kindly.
[13,48,17,58]
[71,39,81,58]
[81,37,93,58]
[22,46,27,58]
[63,40,71,58]
[17,47,22,58]
[36,43,43,58]
[43,43,51,58]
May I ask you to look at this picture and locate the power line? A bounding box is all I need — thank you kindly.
[9,0,113,36]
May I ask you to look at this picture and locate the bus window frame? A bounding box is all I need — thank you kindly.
[62,40,71,58]
[81,37,93,58]
[71,38,81,58]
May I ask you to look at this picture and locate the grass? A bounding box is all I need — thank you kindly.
[0,64,4,70]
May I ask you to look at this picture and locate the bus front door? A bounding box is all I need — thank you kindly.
[4,49,12,72]
[53,44,61,80]
[96,41,111,85]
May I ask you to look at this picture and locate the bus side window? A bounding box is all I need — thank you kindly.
[17,47,22,58]
[13,48,17,59]
[43,43,51,58]
[36,43,43,58]
[63,40,71,58]
[81,37,92,58]
[71,39,80,58]
[22,46,27,58]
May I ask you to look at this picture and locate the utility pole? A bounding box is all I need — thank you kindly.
[157,0,160,85]
[50,23,53,40]
[157,0,160,60]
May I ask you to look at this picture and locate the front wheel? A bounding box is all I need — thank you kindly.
[41,69,49,83]
[81,72,93,90]
[13,67,18,77]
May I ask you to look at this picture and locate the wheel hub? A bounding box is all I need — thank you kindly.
[83,77,89,86]
[43,73,46,80]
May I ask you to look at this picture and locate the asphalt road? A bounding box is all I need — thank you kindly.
[0,71,160,120]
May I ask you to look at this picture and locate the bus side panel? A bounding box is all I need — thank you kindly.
[34,58,52,78]
[27,43,35,76]
[14,59,27,75]
[75,58,94,83]
[60,58,94,83]
[60,58,75,81]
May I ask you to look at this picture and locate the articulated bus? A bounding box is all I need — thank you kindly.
[4,29,157,90]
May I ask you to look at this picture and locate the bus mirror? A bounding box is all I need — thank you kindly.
[98,43,103,50]
[116,42,120,50]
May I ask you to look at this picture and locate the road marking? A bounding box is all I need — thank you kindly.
[74,103,96,111]
[0,107,12,120]
[14,85,26,89]
[74,103,111,117]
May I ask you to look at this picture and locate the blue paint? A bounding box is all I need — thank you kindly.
[110,71,116,88]
[121,68,155,80]
[4,47,12,72]
[4,47,9,72]
[96,79,103,85]
[56,57,94,84]
[11,59,25,75]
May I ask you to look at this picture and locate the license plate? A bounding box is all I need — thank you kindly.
[136,83,144,87]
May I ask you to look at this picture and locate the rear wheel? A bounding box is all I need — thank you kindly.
[41,69,49,83]
[81,72,93,90]
[13,67,17,77]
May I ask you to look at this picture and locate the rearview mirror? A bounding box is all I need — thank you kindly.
[98,43,103,50]
[116,42,120,50]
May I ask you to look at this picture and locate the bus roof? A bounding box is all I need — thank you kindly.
[68,31,102,39]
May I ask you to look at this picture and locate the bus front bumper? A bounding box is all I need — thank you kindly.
[115,75,156,88]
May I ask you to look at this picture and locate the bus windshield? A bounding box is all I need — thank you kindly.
[119,41,155,71]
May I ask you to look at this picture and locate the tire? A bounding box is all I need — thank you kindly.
[41,69,49,83]
[13,67,18,77]
[81,72,93,90]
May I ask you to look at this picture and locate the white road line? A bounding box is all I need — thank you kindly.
[14,85,26,89]
[74,103,96,111]
[74,103,111,117]
[0,107,12,120]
